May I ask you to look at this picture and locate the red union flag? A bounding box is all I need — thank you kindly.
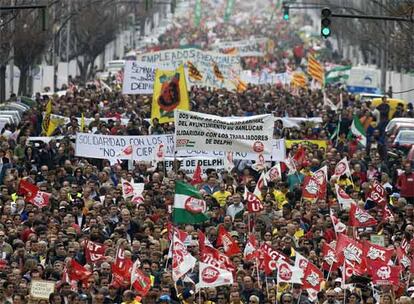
[369,261,401,286]
[335,234,366,274]
[216,226,241,256]
[260,243,289,265]
[244,234,258,261]
[367,180,387,207]
[68,259,92,282]
[244,187,264,213]
[322,242,339,271]
[348,203,378,227]
[199,262,233,288]
[330,209,347,234]
[363,241,393,264]
[18,179,50,208]
[302,262,323,293]
[84,240,106,264]
[261,251,278,275]
[29,191,50,208]
[302,166,327,200]
[396,247,411,269]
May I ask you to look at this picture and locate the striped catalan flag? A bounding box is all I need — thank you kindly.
[187,61,203,81]
[307,54,324,84]
[235,77,248,93]
[291,72,307,88]
[212,62,225,82]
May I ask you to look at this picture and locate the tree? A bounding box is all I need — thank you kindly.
[71,0,126,83]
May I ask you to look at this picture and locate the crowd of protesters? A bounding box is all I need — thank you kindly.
[1,0,414,304]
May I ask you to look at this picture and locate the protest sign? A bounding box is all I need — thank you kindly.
[122,61,156,94]
[137,48,241,90]
[174,110,273,155]
[214,38,267,57]
[241,70,289,85]
[75,133,284,161]
[285,139,327,149]
[30,280,55,299]
[175,138,285,161]
[75,133,175,161]
[164,157,225,175]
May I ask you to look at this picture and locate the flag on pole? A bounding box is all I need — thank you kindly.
[291,72,307,88]
[41,100,52,135]
[198,262,233,289]
[223,0,235,22]
[194,0,202,26]
[325,65,352,85]
[307,54,324,84]
[332,157,352,179]
[172,231,197,281]
[173,181,209,224]
[152,64,190,124]
[212,62,225,82]
[349,116,367,147]
[187,61,203,81]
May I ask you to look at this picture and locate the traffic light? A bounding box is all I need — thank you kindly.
[283,5,289,20]
[321,7,332,38]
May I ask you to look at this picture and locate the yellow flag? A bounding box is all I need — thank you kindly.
[80,113,85,132]
[41,100,52,135]
[46,117,65,136]
[151,64,189,124]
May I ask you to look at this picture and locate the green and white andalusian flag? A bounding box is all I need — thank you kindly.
[173,180,209,224]
[349,116,367,147]
[325,65,351,85]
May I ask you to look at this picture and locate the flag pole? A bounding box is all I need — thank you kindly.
[198,287,202,304]
[326,262,334,281]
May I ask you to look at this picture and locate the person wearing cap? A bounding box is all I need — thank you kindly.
[158,294,172,303]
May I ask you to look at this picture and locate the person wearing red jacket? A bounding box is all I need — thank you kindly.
[397,163,414,204]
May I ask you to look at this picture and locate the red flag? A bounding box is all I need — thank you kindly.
[396,247,411,269]
[259,243,289,264]
[366,180,387,207]
[322,242,339,271]
[216,226,241,256]
[379,205,394,222]
[18,179,50,208]
[293,145,305,167]
[363,241,393,264]
[84,240,107,264]
[335,234,366,274]
[402,237,410,255]
[18,179,38,201]
[348,203,378,227]
[302,166,328,200]
[30,191,50,208]
[244,188,264,213]
[369,261,401,286]
[199,231,235,273]
[131,262,151,296]
[302,262,324,292]
[111,246,133,287]
[261,251,278,275]
[190,163,203,185]
[168,223,188,242]
[68,259,92,282]
[244,234,259,260]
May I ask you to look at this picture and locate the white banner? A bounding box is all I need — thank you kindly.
[75,133,285,161]
[137,48,241,90]
[122,61,156,95]
[174,110,274,155]
[75,133,175,161]
[176,139,285,161]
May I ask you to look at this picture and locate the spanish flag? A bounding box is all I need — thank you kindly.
[212,62,224,82]
[307,54,324,84]
[41,100,52,135]
[151,64,190,124]
[291,72,307,88]
[187,61,203,81]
